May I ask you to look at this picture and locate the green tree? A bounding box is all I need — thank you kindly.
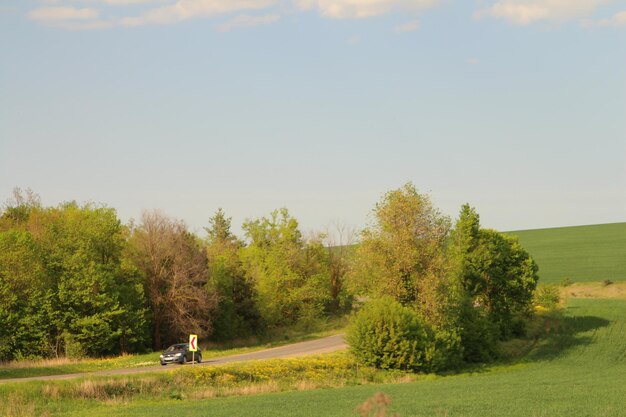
[451,205,539,339]
[0,200,149,359]
[350,183,454,324]
[37,203,149,357]
[324,222,356,313]
[205,209,260,340]
[241,208,331,328]
[0,230,47,359]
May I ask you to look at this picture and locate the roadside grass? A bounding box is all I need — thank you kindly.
[0,352,419,417]
[1,296,620,417]
[0,315,349,380]
[506,222,626,284]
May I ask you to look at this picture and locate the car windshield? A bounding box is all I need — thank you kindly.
[164,344,186,352]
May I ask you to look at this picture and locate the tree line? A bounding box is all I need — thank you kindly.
[0,184,538,367]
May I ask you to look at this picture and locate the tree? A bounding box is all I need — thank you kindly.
[241,208,331,328]
[129,211,218,349]
[0,230,47,359]
[0,187,41,227]
[450,205,539,339]
[0,200,149,359]
[350,183,454,325]
[323,221,357,313]
[205,209,260,340]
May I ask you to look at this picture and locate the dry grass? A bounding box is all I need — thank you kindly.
[188,382,281,399]
[0,357,78,369]
[0,392,49,417]
[562,282,626,300]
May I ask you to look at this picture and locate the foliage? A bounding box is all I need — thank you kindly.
[347,297,443,372]
[206,209,261,340]
[533,285,561,311]
[240,208,333,328]
[350,183,454,327]
[128,210,218,350]
[324,222,358,313]
[0,199,149,360]
[457,300,499,362]
[451,205,539,339]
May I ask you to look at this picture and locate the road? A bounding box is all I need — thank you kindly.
[0,334,347,384]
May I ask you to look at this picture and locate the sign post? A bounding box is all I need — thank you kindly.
[189,334,198,364]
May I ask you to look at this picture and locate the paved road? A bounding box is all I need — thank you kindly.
[0,334,347,385]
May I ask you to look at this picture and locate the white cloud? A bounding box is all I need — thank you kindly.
[120,0,276,26]
[587,10,626,26]
[475,0,610,25]
[468,57,480,65]
[98,0,166,4]
[297,0,439,19]
[394,19,419,32]
[28,7,99,21]
[217,13,280,31]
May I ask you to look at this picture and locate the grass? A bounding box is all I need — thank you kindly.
[2,296,625,417]
[506,222,626,284]
[0,315,348,380]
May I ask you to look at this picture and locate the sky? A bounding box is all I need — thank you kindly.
[1,0,625,238]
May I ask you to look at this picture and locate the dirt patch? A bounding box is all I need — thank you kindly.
[562,282,626,300]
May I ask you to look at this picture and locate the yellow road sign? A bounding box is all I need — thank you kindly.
[189,334,198,352]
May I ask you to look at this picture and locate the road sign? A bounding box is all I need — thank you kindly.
[189,334,198,352]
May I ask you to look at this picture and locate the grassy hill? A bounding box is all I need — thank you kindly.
[506,222,626,285]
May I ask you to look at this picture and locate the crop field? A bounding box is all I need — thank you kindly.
[4,296,624,417]
[506,222,626,285]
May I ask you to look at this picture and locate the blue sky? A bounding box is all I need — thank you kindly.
[1,0,625,237]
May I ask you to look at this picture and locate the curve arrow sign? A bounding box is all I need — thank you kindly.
[189,334,198,352]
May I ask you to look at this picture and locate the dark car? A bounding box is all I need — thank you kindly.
[160,343,202,365]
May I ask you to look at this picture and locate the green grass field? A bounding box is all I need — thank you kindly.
[506,222,626,285]
[4,296,622,417]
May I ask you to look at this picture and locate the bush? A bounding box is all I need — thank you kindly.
[346,297,439,372]
[533,286,561,311]
[459,302,499,363]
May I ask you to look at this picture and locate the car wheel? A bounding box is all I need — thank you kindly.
[161,362,167,366]
[197,355,202,364]
[181,355,187,364]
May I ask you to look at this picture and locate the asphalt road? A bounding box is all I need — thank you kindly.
[0,334,347,385]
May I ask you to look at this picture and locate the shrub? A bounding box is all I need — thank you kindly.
[459,302,498,363]
[603,279,614,287]
[346,297,438,372]
[533,286,561,311]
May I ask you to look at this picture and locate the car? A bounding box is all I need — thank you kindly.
[160,343,202,366]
